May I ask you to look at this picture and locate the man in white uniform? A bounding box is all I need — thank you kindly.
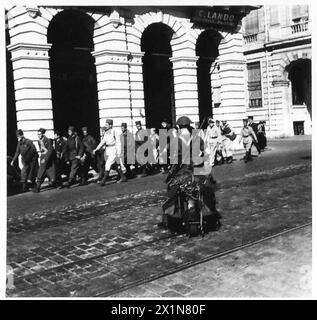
[204,118,219,168]
[93,119,127,186]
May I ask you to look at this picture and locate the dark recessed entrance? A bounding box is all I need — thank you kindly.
[141,23,176,129]
[6,25,17,157]
[196,30,222,126]
[287,58,311,118]
[47,10,99,139]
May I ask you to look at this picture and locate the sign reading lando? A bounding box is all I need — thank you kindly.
[191,9,241,29]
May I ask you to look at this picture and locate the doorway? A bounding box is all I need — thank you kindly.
[47,10,100,140]
[287,59,311,118]
[141,23,176,129]
[196,30,222,126]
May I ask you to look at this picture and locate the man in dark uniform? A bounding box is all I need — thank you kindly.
[257,121,267,151]
[62,126,84,188]
[10,129,39,192]
[135,120,149,177]
[54,129,68,188]
[159,119,171,174]
[248,116,261,155]
[80,126,97,185]
[120,123,135,179]
[33,128,56,192]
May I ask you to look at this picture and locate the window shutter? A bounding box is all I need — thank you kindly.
[269,6,279,25]
[245,10,259,34]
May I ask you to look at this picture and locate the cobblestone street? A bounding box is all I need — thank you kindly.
[6,140,312,297]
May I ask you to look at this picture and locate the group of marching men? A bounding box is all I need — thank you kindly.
[8,115,267,194]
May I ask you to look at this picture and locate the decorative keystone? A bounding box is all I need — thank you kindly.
[26,6,40,18]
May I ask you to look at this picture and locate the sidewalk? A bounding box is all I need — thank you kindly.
[268,134,312,141]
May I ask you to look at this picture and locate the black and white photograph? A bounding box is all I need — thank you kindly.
[3,1,314,300]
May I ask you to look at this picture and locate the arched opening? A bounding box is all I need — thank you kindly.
[6,24,17,157]
[47,10,99,139]
[141,23,176,129]
[196,30,222,125]
[287,59,311,118]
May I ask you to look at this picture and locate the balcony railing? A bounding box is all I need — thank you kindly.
[243,33,258,44]
[291,20,309,34]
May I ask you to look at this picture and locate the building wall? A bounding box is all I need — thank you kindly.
[6,5,251,148]
[242,5,312,137]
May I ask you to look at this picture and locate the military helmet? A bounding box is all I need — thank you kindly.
[176,116,193,126]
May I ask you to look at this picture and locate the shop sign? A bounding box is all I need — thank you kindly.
[191,8,241,29]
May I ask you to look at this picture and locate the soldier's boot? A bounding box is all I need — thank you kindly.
[97,170,105,183]
[100,171,109,187]
[247,150,253,162]
[227,156,233,164]
[79,176,88,186]
[32,181,41,193]
[244,151,249,163]
[22,182,28,193]
[116,168,127,183]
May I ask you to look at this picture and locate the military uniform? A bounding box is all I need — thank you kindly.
[54,134,68,186]
[12,131,39,192]
[257,121,267,151]
[80,129,97,184]
[204,120,219,167]
[135,121,149,176]
[120,123,135,178]
[63,129,84,186]
[248,117,261,154]
[240,120,257,162]
[220,122,234,163]
[35,132,56,191]
[94,119,126,186]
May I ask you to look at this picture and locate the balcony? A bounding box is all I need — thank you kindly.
[243,20,310,51]
[243,33,258,44]
[270,20,311,42]
[291,20,309,34]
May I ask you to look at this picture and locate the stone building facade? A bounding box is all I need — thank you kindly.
[6,5,256,155]
[7,5,310,156]
[241,4,312,137]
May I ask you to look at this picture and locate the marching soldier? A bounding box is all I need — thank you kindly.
[120,123,135,179]
[93,119,127,186]
[80,126,97,185]
[220,120,234,164]
[33,128,57,192]
[62,126,84,188]
[239,118,258,163]
[10,129,39,193]
[248,116,261,155]
[96,126,106,182]
[54,129,68,188]
[204,118,219,168]
[257,121,267,151]
[135,120,149,177]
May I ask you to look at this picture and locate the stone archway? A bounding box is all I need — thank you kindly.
[47,9,100,139]
[141,22,176,128]
[286,58,311,118]
[196,29,223,124]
